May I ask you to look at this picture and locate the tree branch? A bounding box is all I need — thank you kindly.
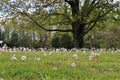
[84,21,97,35]
[64,0,74,6]
[49,13,72,23]
[85,2,114,34]
[86,0,101,16]
[20,12,73,32]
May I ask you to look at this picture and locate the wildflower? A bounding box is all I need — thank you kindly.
[73,54,78,59]
[21,55,27,61]
[63,48,67,52]
[49,52,52,55]
[43,53,47,56]
[83,50,86,54]
[71,62,76,67]
[11,54,17,60]
[56,49,60,53]
[89,52,99,63]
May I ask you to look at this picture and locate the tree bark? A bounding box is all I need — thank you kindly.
[68,0,85,48]
[72,21,85,48]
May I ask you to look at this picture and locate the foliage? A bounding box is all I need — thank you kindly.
[0,0,120,48]
[84,26,120,49]
[1,0,120,48]
[30,40,40,49]
[104,27,120,48]
[6,31,20,47]
[51,33,73,49]
[51,34,61,48]
[3,29,41,48]
[60,33,73,49]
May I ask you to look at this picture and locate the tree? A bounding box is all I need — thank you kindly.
[7,31,19,47]
[51,33,73,49]
[51,34,61,48]
[0,0,120,48]
[60,33,73,49]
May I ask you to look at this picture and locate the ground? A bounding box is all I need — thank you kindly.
[0,49,120,80]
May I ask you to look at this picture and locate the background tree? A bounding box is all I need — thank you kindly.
[51,33,73,49]
[51,33,61,48]
[0,0,120,48]
[6,31,19,47]
[60,33,73,49]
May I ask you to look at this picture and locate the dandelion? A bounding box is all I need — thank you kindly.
[11,54,17,60]
[89,52,99,63]
[71,62,76,67]
[43,53,47,56]
[73,54,78,59]
[21,55,27,61]
[56,49,60,53]
[49,52,52,55]
[83,50,86,54]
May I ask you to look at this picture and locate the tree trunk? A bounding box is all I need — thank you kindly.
[72,21,85,48]
[69,0,85,48]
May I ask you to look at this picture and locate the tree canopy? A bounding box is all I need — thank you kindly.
[0,0,120,48]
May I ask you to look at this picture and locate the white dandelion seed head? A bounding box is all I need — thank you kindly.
[43,53,47,56]
[89,52,99,61]
[49,52,52,55]
[21,55,27,61]
[73,54,78,59]
[11,54,17,60]
[83,50,86,54]
[89,55,93,61]
[71,62,76,67]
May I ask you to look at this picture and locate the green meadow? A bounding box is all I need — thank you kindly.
[0,50,120,80]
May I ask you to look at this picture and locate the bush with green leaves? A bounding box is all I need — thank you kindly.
[51,33,73,49]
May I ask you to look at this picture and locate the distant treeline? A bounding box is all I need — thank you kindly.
[0,27,120,49]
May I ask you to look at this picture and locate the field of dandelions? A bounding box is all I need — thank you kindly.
[0,48,120,80]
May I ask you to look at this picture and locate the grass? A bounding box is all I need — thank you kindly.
[0,50,120,80]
